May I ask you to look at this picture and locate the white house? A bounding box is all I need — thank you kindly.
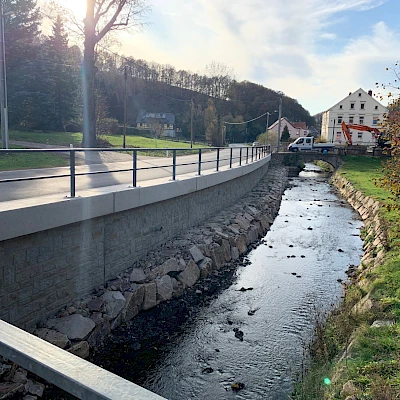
[321,89,388,145]
[268,117,309,140]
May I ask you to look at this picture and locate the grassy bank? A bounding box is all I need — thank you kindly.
[295,155,400,399]
[0,146,69,171]
[9,130,204,149]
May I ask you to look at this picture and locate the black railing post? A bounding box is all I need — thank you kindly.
[133,149,137,187]
[239,147,242,166]
[70,149,75,198]
[246,147,249,164]
[251,146,254,162]
[216,148,220,171]
[198,148,202,175]
[229,148,233,168]
[172,149,177,180]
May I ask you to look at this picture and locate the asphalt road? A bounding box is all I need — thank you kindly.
[0,148,263,203]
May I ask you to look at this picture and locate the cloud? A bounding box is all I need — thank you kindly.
[320,33,337,40]
[118,0,392,114]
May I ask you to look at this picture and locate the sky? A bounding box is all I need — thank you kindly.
[54,0,399,116]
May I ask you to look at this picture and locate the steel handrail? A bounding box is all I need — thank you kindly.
[0,145,271,197]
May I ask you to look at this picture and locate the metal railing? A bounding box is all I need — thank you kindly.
[0,145,270,198]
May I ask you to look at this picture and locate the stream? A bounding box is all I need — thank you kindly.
[93,164,364,399]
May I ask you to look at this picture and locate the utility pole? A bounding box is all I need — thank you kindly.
[0,0,9,149]
[265,112,270,146]
[123,66,127,148]
[276,97,282,152]
[190,99,194,148]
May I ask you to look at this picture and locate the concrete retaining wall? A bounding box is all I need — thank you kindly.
[0,158,270,328]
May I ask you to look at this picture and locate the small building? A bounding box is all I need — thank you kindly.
[136,110,176,137]
[268,118,309,139]
[321,89,388,145]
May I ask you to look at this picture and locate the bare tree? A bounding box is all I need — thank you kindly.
[83,0,148,147]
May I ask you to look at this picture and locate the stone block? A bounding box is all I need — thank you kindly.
[209,244,225,270]
[46,314,95,340]
[189,245,204,263]
[101,291,126,319]
[129,268,147,283]
[221,239,231,262]
[177,260,200,287]
[234,234,248,255]
[34,328,69,349]
[231,247,239,261]
[156,275,173,302]
[68,341,90,359]
[142,282,157,310]
[198,257,212,278]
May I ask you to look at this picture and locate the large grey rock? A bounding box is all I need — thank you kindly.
[198,257,212,278]
[68,341,90,359]
[34,328,69,349]
[156,275,173,302]
[227,224,241,234]
[209,243,225,270]
[129,268,147,283]
[189,245,204,263]
[231,247,239,261]
[156,258,184,277]
[122,285,145,321]
[235,215,250,230]
[371,320,394,328]
[46,314,95,340]
[221,239,231,262]
[87,321,111,348]
[234,234,248,254]
[177,260,200,287]
[87,297,104,312]
[142,282,157,310]
[102,291,126,319]
[247,225,259,244]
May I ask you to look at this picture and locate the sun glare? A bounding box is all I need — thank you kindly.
[62,0,86,18]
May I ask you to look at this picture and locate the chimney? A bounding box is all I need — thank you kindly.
[368,90,373,96]
[349,92,352,96]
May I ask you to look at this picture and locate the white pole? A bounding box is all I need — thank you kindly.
[0,0,9,149]
[265,112,270,146]
[276,97,282,152]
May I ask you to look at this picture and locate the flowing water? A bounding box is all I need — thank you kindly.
[97,164,364,399]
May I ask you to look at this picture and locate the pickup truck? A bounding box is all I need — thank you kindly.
[287,137,336,152]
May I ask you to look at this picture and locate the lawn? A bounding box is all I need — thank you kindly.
[0,146,69,171]
[9,130,205,149]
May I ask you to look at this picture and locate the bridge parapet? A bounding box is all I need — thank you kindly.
[271,151,342,169]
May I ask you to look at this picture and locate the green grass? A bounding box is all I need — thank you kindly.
[338,155,390,202]
[0,146,69,171]
[295,154,400,399]
[9,130,205,150]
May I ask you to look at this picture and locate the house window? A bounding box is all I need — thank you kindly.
[349,116,354,124]
[337,116,343,123]
[350,103,355,109]
[336,132,341,140]
[360,103,365,110]
[358,133,363,139]
[358,93,362,97]
[373,116,379,125]
[359,116,364,124]
[339,105,343,109]
[375,105,378,110]
[164,124,168,129]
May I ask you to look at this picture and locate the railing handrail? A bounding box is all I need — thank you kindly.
[0,145,271,198]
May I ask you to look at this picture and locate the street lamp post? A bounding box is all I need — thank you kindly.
[265,110,277,148]
[0,0,9,149]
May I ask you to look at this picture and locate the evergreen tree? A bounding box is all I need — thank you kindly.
[47,15,81,131]
[281,125,290,141]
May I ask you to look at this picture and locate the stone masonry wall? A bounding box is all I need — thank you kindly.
[0,162,270,329]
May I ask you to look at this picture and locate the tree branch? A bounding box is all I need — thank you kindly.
[95,0,127,43]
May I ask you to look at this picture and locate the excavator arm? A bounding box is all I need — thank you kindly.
[341,122,384,147]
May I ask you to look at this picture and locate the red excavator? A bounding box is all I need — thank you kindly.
[341,121,390,148]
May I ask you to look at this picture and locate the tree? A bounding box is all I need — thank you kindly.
[375,64,400,207]
[204,99,219,146]
[83,0,148,147]
[47,15,80,131]
[148,118,164,139]
[281,125,290,141]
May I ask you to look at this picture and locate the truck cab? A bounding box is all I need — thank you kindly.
[288,137,314,151]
